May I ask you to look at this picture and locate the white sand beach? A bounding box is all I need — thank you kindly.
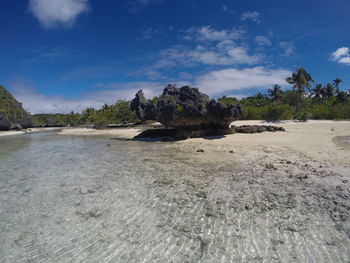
[58,127,142,138]
[57,120,350,167]
[0,127,62,137]
[183,120,350,166]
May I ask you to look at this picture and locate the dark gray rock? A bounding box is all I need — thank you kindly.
[131,85,242,139]
[130,90,157,121]
[0,113,11,130]
[233,125,285,133]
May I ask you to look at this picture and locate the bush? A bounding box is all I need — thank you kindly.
[241,106,268,120]
[299,112,312,122]
[263,105,294,120]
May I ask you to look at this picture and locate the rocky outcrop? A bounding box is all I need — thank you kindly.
[0,113,11,130]
[233,125,285,133]
[0,85,33,130]
[131,85,242,139]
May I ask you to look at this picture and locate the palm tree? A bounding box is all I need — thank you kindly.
[333,78,342,92]
[312,84,323,103]
[286,68,314,112]
[324,83,335,98]
[267,85,283,102]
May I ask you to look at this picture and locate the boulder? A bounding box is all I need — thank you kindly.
[131,85,242,139]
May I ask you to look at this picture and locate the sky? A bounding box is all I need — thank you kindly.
[0,0,349,114]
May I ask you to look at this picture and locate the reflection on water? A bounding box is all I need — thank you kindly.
[333,136,350,150]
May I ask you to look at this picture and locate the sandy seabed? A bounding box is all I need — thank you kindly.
[0,120,349,262]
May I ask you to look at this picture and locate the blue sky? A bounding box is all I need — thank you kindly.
[0,0,349,113]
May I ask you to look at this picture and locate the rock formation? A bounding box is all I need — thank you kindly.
[233,125,285,133]
[131,85,243,139]
[0,85,33,130]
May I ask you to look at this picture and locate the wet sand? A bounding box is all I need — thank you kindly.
[0,128,62,137]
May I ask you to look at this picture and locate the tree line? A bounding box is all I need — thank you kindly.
[219,68,350,121]
[32,100,139,127]
[33,68,350,126]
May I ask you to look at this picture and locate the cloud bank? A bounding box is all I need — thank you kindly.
[12,65,291,114]
[11,81,163,114]
[28,0,90,28]
[196,67,291,96]
[331,47,350,65]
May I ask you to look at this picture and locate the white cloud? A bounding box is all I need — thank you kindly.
[240,11,261,24]
[29,0,90,29]
[11,81,164,114]
[331,47,349,60]
[156,40,261,67]
[331,47,350,65]
[338,56,350,65]
[279,42,295,57]
[255,35,271,46]
[183,26,244,42]
[195,67,291,96]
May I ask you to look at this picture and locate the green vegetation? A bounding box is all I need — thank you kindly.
[0,85,32,129]
[32,100,139,127]
[0,85,30,120]
[219,68,350,121]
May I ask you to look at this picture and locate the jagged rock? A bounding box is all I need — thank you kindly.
[233,125,285,133]
[131,85,242,139]
[134,126,235,140]
[130,90,157,121]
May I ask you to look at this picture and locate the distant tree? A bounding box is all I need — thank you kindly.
[312,84,324,103]
[286,68,314,112]
[255,92,267,100]
[333,78,342,92]
[267,85,283,102]
[324,83,335,98]
[114,100,139,124]
[81,107,97,124]
[218,96,239,105]
[335,90,348,104]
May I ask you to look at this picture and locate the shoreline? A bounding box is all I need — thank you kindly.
[1,120,349,167]
[0,127,63,137]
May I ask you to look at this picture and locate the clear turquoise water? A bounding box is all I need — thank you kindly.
[1,132,349,262]
[0,133,175,262]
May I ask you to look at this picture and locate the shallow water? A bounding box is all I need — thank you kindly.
[0,133,349,262]
[333,136,350,150]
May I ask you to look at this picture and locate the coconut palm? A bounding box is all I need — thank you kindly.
[285,68,314,112]
[333,78,342,91]
[324,83,335,98]
[312,84,323,103]
[267,84,284,102]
